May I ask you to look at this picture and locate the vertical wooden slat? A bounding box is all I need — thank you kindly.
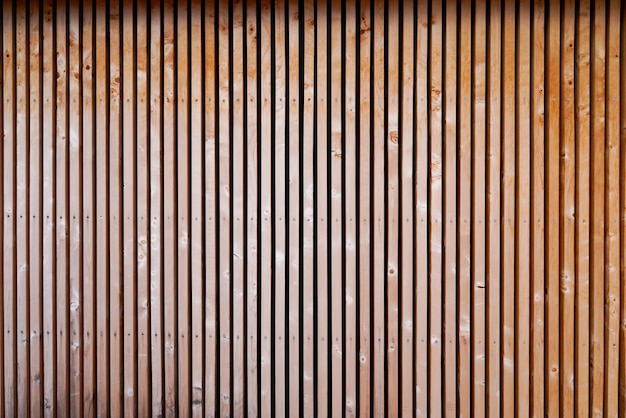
[530,0,546,416]
[329,0,342,416]
[576,1,591,415]
[204,0,217,415]
[472,0,487,415]
[286,0,300,415]
[81,0,96,415]
[429,0,444,415]
[517,0,531,414]
[136,0,150,414]
[560,0,576,414]
[357,1,371,415]
[0,3,5,415]
[443,0,457,415]
[258,0,272,415]
[604,2,621,415]
[231,0,245,413]
[149,0,164,413]
[399,0,414,415]
[590,1,606,415]
[301,0,315,416]
[42,0,57,415]
[415,0,429,414]
[162,0,177,414]
[189,0,204,415]
[175,0,191,414]
[28,1,43,415]
[15,2,30,416]
[344,1,357,415]
[244,1,259,415]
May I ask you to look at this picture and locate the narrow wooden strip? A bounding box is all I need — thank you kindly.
[442,0,457,414]
[560,0,576,414]
[135,0,150,414]
[357,1,371,415]
[0,4,5,416]
[162,0,177,414]
[15,2,31,415]
[189,0,204,415]
[244,1,259,415]
[231,0,245,414]
[604,2,621,415]
[272,0,287,413]
[530,0,545,415]
[81,0,96,414]
[399,0,414,415]
[575,1,591,415]
[415,0,429,414]
[458,0,472,415]
[257,0,272,415]
[620,4,626,412]
[204,1,217,415]
[149,0,164,413]
[429,0,444,414]
[546,0,561,415]
[473,0,487,414]
[590,1,606,415]
[301,0,316,415]
[286,1,300,415]
[315,0,330,414]
[54,0,70,413]
[122,1,137,413]
[516,0,531,415]
[42,0,58,414]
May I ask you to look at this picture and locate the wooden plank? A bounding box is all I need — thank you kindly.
[516,0,531,414]
[590,1,606,415]
[175,0,190,415]
[162,0,177,414]
[55,0,70,413]
[429,0,444,415]
[357,1,371,415]
[189,0,203,415]
[371,0,385,413]
[329,0,342,415]
[257,0,272,415]
[385,0,399,415]
[0,3,5,415]
[15,2,30,416]
[148,0,164,414]
[620,4,626,410]
[415,0,429,414]
[501,0,516,414]
[315,0,329,414]
[204,1,217,415]
[344,1,358,416]
[28,1,43,415]
[135,0,150,414]
[301,0,315,415]
[81,0,96,414]
[530,0,545,415]
[473,0,487,414]
[560,0,576,414]
[399,0,414,415]
[604,1,621,415]
[286,0,300,415]
[443,0,457,414]
[231,0,245,413]
[458,0,472,415]
[244,1,259,415]
[575,0,591,415]
[42,0,57,415]
[273,0,287,414]
[546,0,561,415]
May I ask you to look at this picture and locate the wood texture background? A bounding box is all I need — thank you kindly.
[1,0,626,416]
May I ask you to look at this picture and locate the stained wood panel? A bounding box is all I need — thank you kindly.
[1,1,626,416]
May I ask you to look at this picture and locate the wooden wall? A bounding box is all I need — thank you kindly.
[1,0,626,416]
